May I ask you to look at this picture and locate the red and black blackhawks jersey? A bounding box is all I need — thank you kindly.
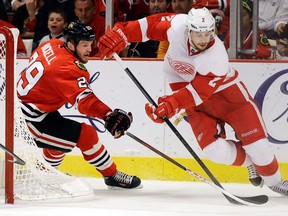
[17,39,111,121]
[224,29,272,59]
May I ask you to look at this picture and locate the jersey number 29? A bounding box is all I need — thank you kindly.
[17,52,44,96]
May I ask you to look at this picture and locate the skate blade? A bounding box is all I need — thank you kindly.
[107,183,143,190]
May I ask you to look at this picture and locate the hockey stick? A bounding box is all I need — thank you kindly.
[126,131,268,205]
[112,53,265,205]
[0,143,26,165]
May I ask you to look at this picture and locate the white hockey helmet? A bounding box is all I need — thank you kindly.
[187,7,215,32]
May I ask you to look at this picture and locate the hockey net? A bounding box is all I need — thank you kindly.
[0,27,94,203]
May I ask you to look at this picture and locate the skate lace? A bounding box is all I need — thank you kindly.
[247,165,259,179]
[113,171,133,184]
[272,180,288,194]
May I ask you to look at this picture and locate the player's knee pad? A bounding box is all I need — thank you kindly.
[77,123,99,152]
[202,138,248,165]
[243,138,275,166]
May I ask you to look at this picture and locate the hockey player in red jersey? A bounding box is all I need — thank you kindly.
[98,8,288,195]
[17,20,142,189]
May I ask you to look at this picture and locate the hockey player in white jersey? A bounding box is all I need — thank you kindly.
[98,7,288,195]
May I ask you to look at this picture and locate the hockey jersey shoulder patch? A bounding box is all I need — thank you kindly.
[259,34,270,46]
[75,61,87,71]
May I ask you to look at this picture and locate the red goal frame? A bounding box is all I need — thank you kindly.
[0,26,16,204]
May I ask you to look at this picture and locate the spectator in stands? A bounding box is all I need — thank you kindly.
[32,0,76,50]
[224,0,271,59]
[38,9,67,45]
[274,0,288,37]
[157,0,193,58]
[277,38,288,58]
[2,0,11,12]
[272,1,288,58]
[171,0,192,14]
[11,0,26,11]
[12,0,44,40]
[192,0,230,41]
[0,0,9,21]
[74,0,105,56]
[258,0,285,39]
[127,0,171,58]
[126,0,150,21]
[0,19,27,56]
[94,0,130,22]
[75,0,95,25]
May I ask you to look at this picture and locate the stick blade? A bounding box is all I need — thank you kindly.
[0,143,26,165]
[237,195,269,205]
[227,195,269,205]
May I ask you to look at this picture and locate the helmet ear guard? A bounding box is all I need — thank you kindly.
[187,7,215,33]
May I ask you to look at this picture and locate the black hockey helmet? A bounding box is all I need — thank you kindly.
[64,20,95,46]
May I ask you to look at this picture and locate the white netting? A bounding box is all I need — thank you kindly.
[0,28,94,202]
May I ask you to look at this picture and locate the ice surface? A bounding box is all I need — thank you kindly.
[1,178,288,216]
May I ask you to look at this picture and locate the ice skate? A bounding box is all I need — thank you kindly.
[104,170,143,189]
[247,165,264,187]
[269,180,288,196]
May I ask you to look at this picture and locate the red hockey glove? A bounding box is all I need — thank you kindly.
[104,109,133,138]
[145,88,195,124]
[145,96,180,124]
[255,46,271,59]
[145,103,165,123]
[97,26,128,60]
[156,95,180,119]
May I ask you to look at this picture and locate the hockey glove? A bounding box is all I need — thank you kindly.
[145,103,165,123]
[255,46,271,59]
[104,109,133,138]
[97,26,128,60]
[145,88,195,124]
[145,95,180,124]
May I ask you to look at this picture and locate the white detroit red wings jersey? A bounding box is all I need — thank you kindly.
[115,13,238,106]
[115,14,281,182]
[17,39,111,121]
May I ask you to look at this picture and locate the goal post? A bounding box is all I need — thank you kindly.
[0,27,94,204]
[0,26,17,204]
